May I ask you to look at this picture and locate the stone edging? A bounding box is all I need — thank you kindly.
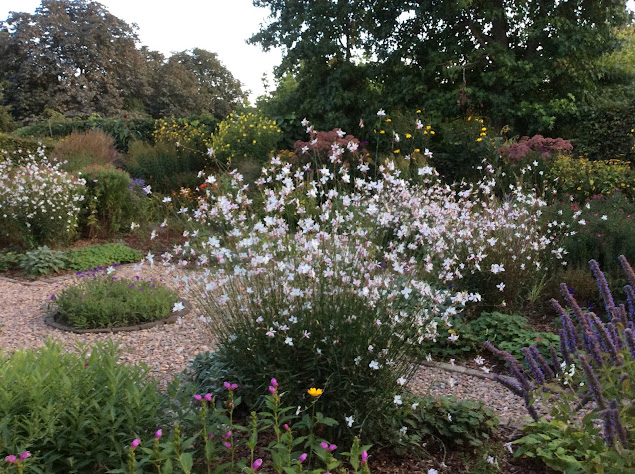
[421,360,525,429]
[44,299,191,334]
[0,262,141,286]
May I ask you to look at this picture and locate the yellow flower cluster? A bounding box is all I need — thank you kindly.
[153,118,212,151]
[211,111,281,165]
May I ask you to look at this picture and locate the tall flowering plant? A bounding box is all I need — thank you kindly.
[0,149,85,248]
[485,256,635,471]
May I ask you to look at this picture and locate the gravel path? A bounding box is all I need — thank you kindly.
[0,267,532,427]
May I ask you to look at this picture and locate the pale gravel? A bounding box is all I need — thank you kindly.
[0,267,532,427]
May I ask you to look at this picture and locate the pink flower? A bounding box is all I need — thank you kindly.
[204,393,213,402]
[4,455,16,463]
[193,394,203,401]
[268,385,276,394]
[222,430,232,440]
[284,424,290,431]
[155,429,162,439]
[298,453,307,463]
[252,458,263,470]
[19,452,31,461]
[320,441,329,450]
[361,450,368,464]
[131,438,140,449]
[208,432,214,439]
[223,441,232,449]
[271,378,278,387]
[224,382,238,390]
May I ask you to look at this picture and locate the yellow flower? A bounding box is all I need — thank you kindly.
[476,138,482,142]
[415,148,420,153]
[426,125,431,130]
[416,109,421,113]
[430,131,435,135]
[386,118,392,122]
[405,133,412,139]
[577,187,582,190]
[380,130,385,134]
[307,387,323,397]
[393,149,400,154]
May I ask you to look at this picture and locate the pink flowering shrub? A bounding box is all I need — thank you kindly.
[499,135,573,163]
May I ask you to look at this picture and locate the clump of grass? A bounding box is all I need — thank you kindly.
[53,129,118,172]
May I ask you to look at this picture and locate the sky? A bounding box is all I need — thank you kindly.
[1,0,634,103]
[0,0,283,103]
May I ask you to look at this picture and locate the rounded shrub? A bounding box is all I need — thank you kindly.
[53,269,179,329]
[211,111,281,166]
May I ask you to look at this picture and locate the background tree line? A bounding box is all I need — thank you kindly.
[0,0,246,124]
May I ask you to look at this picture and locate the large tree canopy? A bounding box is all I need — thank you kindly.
[252,0,635,134]
[0,0,246,122]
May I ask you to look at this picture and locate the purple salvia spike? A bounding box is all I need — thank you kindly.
[602,408,616,447]
[522,347,546,386]
[612,408,630,448]
[550,345,561,376]
[583,330,605,366]
[530,345,555,381]
[558,286,589,332]
[589,259,616,316]
[559,329,573,365]
[493,374,524,397]
[624,285,635,321]
[607,321,624,351]
[591,313,622,365]
[552,298,579,352]
[624,329,635,361]
[618,255,635,288]
[579,354,608,410]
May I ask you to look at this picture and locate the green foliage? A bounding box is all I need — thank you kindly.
[123,141,204,194]
[392,394,499,450]
[547,155,635,202]
[14,116,156,152]
[77,164,147,238]
[211,111,282,166]
[545,191,635,274]
[0,340,164,473]
[19,246,66,277]
[430,117,500,183]
[0,249,24,272]
[420,312,559,361]
[0,133,52,164]
[54,272,178,329]
[64,243,142,272]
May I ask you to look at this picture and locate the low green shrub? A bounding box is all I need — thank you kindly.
[19,246,67,277]
[419,312,559,361]
[53,270,179,329]
[0,341,164,473]
[65,243,142,272]
[391,394,499,450]
[0,133,55,163]
[0,249,25,272]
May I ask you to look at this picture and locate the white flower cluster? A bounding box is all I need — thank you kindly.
[0,150,86,244]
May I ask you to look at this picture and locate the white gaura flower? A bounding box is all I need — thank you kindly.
[172,301,185,312]
[393,395,403,405]
[474,355,485,365]
[266,328,276,338]
[397,377,407,386]
[345,415,354,427]
[369,360,379,370]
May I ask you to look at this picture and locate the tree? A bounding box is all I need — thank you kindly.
[0,0,149,121]
[251,0,635,134]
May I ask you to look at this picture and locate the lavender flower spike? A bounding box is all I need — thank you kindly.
[579,355,608,410]
[589,259,616,316]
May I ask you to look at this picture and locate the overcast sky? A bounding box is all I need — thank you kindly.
[1,0,634,103]
[0,0,283,103]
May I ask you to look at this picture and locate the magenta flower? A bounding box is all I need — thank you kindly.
[193,394,203,401]
[208,432,214,439]
[284,424,290,431]
[361,450,368,464]
[268,385,276,394]
[155,429,162,439]
[221,430,232,440]
[18,452,31,461]
[320,442,329,450]
[224,382,238,390]
[223,441,232,449]
[130,438,140,449]
[252,458,263,470]
[271,378,278,387]
[298,453,307,463]
[4,455,16,463]
[204,393,213,402]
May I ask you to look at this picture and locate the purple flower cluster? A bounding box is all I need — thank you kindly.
[486,256,635,450]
